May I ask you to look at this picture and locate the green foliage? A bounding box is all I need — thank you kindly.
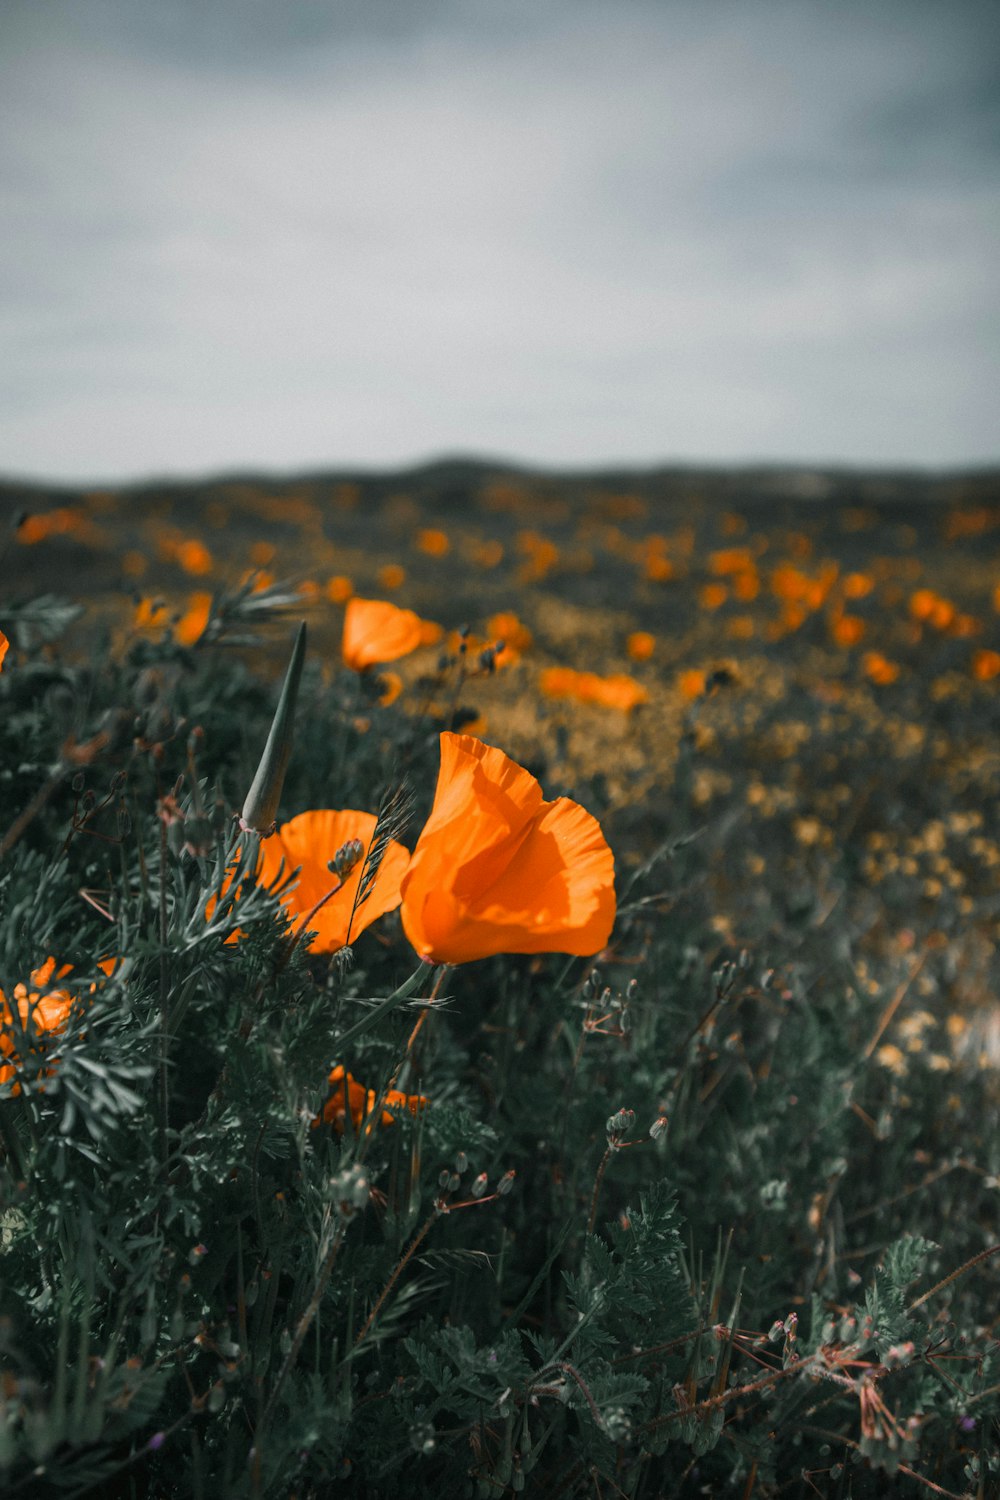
[0,586,997,1500]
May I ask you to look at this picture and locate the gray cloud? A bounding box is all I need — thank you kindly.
[1,0,997,479]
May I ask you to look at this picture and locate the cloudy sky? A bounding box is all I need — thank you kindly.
[2,0,998,482]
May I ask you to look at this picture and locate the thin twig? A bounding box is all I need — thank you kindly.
[908,1243,1000,1313]
[353,1208,438,1349]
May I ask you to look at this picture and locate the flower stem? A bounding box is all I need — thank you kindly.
[334,962,433,1052]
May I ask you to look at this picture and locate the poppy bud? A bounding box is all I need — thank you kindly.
[329,837,365,880]
[239,623,306,836]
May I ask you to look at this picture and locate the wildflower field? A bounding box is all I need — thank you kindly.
[1,462,999,1498]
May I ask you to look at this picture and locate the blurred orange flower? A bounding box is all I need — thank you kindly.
[257,809,410,953]
[17,508,84,544]
[342,598,439,671]
[400,733,615,965]
[0,629,8,672]
[699,582,728,611]
[971,648,1000,681]
[471,540,504,569]
[626,631,655,661]
[843,571,874,600]
[676,668,706,700]
[325,575,354,604]
[486,611,533,653]
[644,555,674,582]
[862,651,900,686]
[377,563,406,591]
[175,539,214,576]
[1,958,75,1094]
[708,547,754,576]
[315,1065,427,1133]
[830,614,866,648]
[134,596,170,632]
[175,592,213,647]
[539,667,648,711]
[415,527,450,557]
[378,671,404,706]
[447,629,518,670]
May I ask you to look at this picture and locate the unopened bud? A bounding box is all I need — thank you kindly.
[496,1170,516,1196]
[239,623,306,835]
[330,837,365,879]
[470,1173,488,1199]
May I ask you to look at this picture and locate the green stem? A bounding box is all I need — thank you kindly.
[333,962,433,1052]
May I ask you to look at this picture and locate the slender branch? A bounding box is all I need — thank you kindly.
[908,1243,1000,1313]
[259,1221,348,1430]
[353,1208,438,1349]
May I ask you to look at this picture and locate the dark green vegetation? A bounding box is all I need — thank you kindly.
[1,464,999,1497]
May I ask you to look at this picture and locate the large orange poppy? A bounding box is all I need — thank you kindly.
[341,598,440,672]
[256,809,410,953]
[400,733,615,965]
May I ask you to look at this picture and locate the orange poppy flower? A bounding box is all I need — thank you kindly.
[644,554,674,582]
[699,582,728,611]
[400,733,615,965]
[415,527,450,557]
[971,648,1000,681]
[175,539,214,576]
[676,668,706,700]
[1,958,75,1094]
[0,629,8,672]
[314,1065,427,1134]
[538,667,648,711]
[486,611,534,653]
[256,809,410,953]
[175,592,213,646]
[626,631,655,662]
[341,598,438,672]
[325,575,354,604]
[830,614,866,648]
[861,651,900,686]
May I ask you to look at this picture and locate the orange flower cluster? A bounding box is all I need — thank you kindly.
[400,733,615,965]
[0,959,75,1094]
[909,589,953,629]
[861,651,900,686]
[315,1065,426,1134]
[17,508,86,545]
[539,667,648,712]
[133,592,212,647]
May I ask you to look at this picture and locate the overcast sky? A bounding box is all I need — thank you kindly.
[2,0,998,482]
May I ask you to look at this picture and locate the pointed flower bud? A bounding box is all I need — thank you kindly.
[329,837,365,880]
[239,623,306,835]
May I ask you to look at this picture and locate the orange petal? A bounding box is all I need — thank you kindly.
[400,733,615,964]
[258,808,409,952]
[341,598,426,671]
